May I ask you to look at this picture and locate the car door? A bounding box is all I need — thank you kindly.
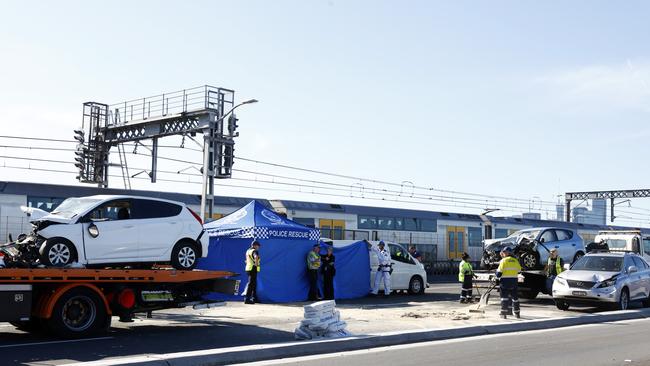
[132,199,184,261]
[554,229,576,263]
[537,230,558,264]
[388,244,409,289]
[83,199,139,263]
[631,257,650,300]
[624,256,641,299]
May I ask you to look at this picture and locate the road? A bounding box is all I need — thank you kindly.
[249,318,650,366]
[0,282,622,366]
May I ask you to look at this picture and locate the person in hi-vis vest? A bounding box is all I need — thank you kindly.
[244,240,261,304]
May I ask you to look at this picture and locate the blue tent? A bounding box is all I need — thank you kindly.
[198,200,370,302]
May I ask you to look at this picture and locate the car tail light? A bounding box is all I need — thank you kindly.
[188,207,203,225]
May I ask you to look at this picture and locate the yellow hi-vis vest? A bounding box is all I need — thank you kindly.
[548,257,562,276]
[307,251,321,270]
[497,256,521,278]
[245,248,260,272]
[459,260,473,282]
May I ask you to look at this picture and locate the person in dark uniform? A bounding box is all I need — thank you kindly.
[321,245,336,300]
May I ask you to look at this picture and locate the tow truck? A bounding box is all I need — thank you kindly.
[473,269,548,300]
[0,265,239,337]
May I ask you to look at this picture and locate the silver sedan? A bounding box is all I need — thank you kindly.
[552,252,650,311]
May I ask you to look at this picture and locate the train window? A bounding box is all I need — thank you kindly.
[420,219,437,232]
[394,217,404,230]
[358,216,377,229]
[404,218,418,231]
[377,217,395,230]
[468,227,483,247]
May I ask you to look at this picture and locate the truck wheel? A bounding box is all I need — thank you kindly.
[171,240,199,270]
[47,287,109,338]
[555,300,570,310]
[519,251,539,270]
[40,239,77,267]
[408,276,425,295]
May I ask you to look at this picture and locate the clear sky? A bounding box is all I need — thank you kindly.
[1,1,650,224]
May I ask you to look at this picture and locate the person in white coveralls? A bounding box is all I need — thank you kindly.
[369,240,392,296]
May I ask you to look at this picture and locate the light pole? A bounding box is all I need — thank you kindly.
[200,99,258,221]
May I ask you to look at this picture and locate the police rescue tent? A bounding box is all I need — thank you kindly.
[200,200,321,303]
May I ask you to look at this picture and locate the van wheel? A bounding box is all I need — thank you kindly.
[171,240,199,270]
[40,239,78,267]
[46,287,110,338]
[408,276,425,295]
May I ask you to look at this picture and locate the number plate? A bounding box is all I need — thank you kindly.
[475,273,492,281]
[572,291,587,296]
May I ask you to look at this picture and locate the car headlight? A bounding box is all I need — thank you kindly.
[555,277,567,287]
[597,279,617,288]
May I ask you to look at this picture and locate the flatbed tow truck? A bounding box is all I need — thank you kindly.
[0,267,239,337]
[473,270,549,300]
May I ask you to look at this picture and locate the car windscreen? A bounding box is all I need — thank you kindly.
[50,197,103,219]
[571,256,623,272]
[507,230,540,241]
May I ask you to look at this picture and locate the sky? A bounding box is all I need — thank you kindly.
[1,0,650,225]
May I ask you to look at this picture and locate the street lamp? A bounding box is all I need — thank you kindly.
[200,98,259,221]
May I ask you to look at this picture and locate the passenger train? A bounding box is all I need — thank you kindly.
[1,181,648,266]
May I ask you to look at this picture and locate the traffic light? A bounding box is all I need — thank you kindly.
[227,114,239,137]
[224,143,234,173]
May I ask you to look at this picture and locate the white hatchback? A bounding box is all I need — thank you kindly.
[30,195,207,270]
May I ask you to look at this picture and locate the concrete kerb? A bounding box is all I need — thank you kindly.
[73,308,650,366]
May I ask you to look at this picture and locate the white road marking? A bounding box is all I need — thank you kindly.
[0,336,113,349]
[236,318,650,365]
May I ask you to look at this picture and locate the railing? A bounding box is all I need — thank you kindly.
[108,85,235,125]
[0,216,30,243]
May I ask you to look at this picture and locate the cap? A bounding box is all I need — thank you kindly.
[550,248,558,253]
[501,246,513,254]
[378,241,385,246]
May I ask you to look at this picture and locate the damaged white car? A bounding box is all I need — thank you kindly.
[0,195,207,270]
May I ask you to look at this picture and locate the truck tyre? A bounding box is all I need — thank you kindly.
[408,276,425,295]
[40,238,78,267]
[171,240,199,270]
[46,287,110,338]
[555,300,570,310]
[519,251,539,270]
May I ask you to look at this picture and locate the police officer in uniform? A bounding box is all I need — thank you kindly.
[307,244,322,301]
[496,246,522,319]
[458,252,476,303]
[244,240,261,304]
[370,241,392,297]
[321,245,336,300]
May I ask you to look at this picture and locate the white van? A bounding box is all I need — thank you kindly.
[332,240,427,295]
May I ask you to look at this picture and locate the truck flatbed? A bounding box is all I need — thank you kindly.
[0,268,233,283]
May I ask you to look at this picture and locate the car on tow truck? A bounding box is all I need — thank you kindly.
[0,195,207,270]
[481,227,585,270]
[552,252,650,311]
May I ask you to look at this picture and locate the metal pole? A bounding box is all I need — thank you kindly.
[151,138,158,183]
[610,198,616,222]
[565,199,571,222]
[200,132,210,221]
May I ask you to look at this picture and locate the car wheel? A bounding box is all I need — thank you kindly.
[40,239,77,267]
[572,251,584,264]
[46,287,110,338]
[555,300,570,311]
[408,276,424,295]
[171,241,199,270]
[617,288,630,311]
[519,251,539,270]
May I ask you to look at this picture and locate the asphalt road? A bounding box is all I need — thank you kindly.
[253,318,650,366]
[0,282,617,366]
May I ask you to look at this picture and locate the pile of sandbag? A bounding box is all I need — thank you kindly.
[294,300,351,340]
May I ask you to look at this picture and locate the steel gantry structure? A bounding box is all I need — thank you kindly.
[74,85,256,220]
[565,189,650,222]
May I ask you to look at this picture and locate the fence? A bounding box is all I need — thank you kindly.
[427,260,481,275]
[0,216,30,243]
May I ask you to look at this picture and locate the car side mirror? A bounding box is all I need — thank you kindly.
[563,264,571,271]
[628,265,638,274]
[88,223,99,238]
